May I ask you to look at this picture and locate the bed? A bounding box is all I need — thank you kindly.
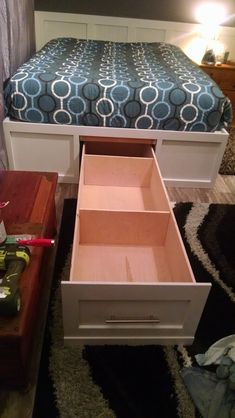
[3,37,232,187]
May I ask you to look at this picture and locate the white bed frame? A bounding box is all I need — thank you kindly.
[3,118,228,187]
[3,12,234,187]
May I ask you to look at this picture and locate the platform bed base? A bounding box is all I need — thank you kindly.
[3,117,228,188]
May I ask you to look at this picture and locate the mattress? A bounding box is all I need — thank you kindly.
[4,38,233,132]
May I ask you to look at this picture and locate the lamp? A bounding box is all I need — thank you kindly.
[195,2,226,65]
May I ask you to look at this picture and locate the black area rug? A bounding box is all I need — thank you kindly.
[219,127,235,175]
[33,200,235,418]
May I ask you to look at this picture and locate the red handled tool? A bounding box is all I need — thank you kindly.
[16,238,55,247]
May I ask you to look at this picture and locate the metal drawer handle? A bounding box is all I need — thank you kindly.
[105,315,160,324]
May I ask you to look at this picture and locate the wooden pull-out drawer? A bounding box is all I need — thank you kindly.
[62,139,211,345]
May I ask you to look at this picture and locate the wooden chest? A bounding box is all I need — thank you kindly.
[62,138,211,345]
[0,171,57,386]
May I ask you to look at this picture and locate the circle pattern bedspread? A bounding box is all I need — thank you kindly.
[4,38,233,132]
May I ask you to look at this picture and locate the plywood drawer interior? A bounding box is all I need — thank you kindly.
[62,139,211,344]
[71,142,193,285]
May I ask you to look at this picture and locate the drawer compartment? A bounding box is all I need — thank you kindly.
[62,140,211,345]
[79,152,169,211]
[71,212,193,283]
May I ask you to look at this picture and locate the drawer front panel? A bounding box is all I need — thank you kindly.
[224,90,235,103]
[62,283,211,343]
[78,300,189,329]
[220,81,235,91]
[202,67,235,87]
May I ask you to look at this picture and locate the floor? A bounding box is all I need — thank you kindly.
[167,174,235,204]
[0,174,234,418]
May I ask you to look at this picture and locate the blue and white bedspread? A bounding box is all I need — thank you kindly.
[4,38,233,131]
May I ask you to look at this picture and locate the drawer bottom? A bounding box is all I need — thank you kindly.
[76,244,174,283]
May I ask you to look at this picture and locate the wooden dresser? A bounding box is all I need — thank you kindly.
[200,63,235,124]
[0,171,57,386]
[62,138,211,346]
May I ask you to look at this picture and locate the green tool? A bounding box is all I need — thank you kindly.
[0,244,30,316]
